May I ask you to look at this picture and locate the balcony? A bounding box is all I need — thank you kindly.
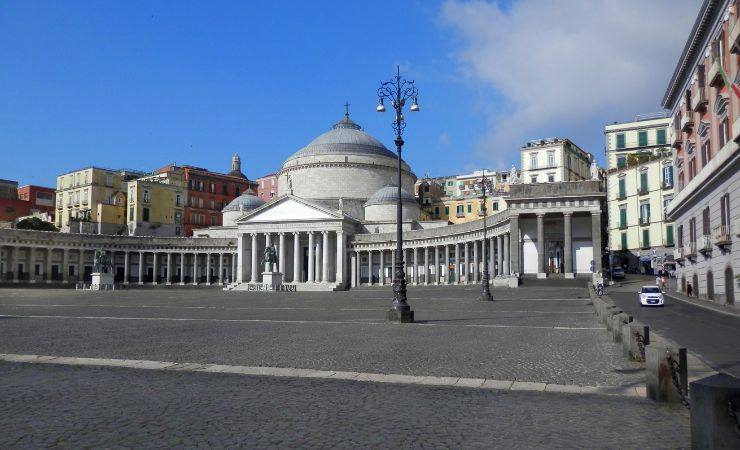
[708,59,724,88]
[641,240,651,250]
[684,242,697,258]
[662,181,673,190]
[638,186,649,196]
[691,86,708,112]
[713,225,732,246]
[680,114,693,132]
[618,222,628,230]
[699,235,713,254]
[664,237,675,247]
[674,247,684,261]
[617,192,627,200]
[639,216,650,226]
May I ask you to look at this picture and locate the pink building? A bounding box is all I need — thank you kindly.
[256,173,278,202]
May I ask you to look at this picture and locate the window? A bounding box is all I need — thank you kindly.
[720,193,731,228]
[689,158,697,180]
[663,195,672,218]
[142,207,150,222]
[424,185,430,192]
[689,217,696,243]
[678,224,684,247]
[638,131,648,147]
[617,155,626,169]
[188,179,193,189]
[492,202,499,211]
[642,229,650,248]
[143,189,150,203]
[640,202,650,223]
[210,199,215,210]
[222,184,228,195]
[618,178,626,198]
[620,232,628,250]
[198,181,204,191]
[175,212,182,224]
[198,198,204,208]
[547,151,555,167]
[467,204,472,213]
[188,196,194,207]
[210,215,217,226]
[666,225,674,246]
[530,176,538,183]
[82,191,88,205]
[210,183,215,193]
[640,172,648,193]
[616,133,625,149]
[619,206,627,228]
[106,174,113,187]
[719,118,730,149]
[175,227,181,236]
[176,193,181,207]
[656,129,666,145]
[662,165,673,188]
[444,206,449,216]
[434,206,439,217]
[547,174,554,183]
[701,141,711,166]
[235,187,240,196]
[456,205,464,217]
[447,181,453,186]
[702,207,710,235]
[529,153,538,169]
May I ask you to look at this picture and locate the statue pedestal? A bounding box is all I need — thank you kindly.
[91,272,114,290]
[262,272,283,289]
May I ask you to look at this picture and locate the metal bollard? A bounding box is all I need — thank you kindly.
[690,373,740,449]
[622,323,649,361]
[611,313,632,342]
[646,346,688,404]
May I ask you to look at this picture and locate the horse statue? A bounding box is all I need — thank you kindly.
[261,245,279,271]
[93,250,112,274]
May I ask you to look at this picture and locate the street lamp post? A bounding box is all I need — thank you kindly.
[478,171,493,302]
[377,65,419,323]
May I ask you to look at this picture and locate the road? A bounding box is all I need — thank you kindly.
[608,276,740,377]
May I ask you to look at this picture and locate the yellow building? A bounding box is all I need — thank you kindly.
[604,115,675,273]
[127,169,185,237]
[55,167,143,234]
[416,170,509,224]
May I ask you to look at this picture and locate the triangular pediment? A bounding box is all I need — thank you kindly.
[237,195,342,223]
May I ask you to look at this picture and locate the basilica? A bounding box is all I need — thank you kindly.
[0,112,606,291]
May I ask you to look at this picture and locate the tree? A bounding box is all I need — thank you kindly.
[16,217,58,232]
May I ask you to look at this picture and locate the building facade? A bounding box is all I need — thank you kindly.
[127,169,186,237]
[520,138,593,184]
[54,167,143,234]
[605,116,675,273]
[156,155,257,237]
[416,171,509,224]
[256,173,279,202]
[662,0,739,306]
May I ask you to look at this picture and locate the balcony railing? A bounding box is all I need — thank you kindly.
[699,235,713,253]
[713,225,732,246]
[639,216,650,225]
[680,114,693,132]
[708,59,724,88]
[662,181,673,190]
[684,242,697,258]
[619,222,628,230]
[641,240,651,250]
[664,238,675,247]
[691,86,708,112]
[673,247,684,260]
[617,192,626,200]
[638,186,649,195]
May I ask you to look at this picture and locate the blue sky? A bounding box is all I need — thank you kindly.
[0,0,698,187]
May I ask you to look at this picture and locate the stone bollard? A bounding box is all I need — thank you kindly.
[592,297,603,315]
[622,323,649,361]
[690,373,740,449]
[611,313,632,342]
[646,346,688,404]
[604,307,622,330]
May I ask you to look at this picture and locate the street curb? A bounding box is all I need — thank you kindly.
[663,292,740,319]
[0,352,646,399]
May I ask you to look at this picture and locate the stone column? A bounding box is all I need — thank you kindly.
[44,248,54,283]
[218,253,224,285]
[278,233,286,274]
[62,249,69,284]
[123,251,130,284]
[490,237,495,277]
[251,233,258,282]
[536,214,545,278]
[423,247,429,285]
[166,253,173,285]
[412,248,418,285]
[322,231,329,283]
[391,248,395,283]
[591,212,602,274]
[564,213,573,278]
[293,232,301,283]
[379,250,385,286]
[307,232,315,283]
[351,251,357,288]
[138,252,144,285]
[180,252,185,285]
[193,253,199,285]
[473,240,479,283]
[367,250,373,285]
[464,242,469,284]
[434,246,440,284]
[231,253,236,283]
[481,238,486,281]
[497,235,503,277]
[79,249,85,283]
[152,252,159,284]
[264,233,272,273]
[444,244,450,284]
[10,246,18,283]
[335,231,345,287]
[509,216,519,276]
[206,253,211,285]
[454,243,460,284]
[315,234,322,282]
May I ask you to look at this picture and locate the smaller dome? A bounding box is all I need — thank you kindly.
[223,194,265,212]
[365,185,416,206]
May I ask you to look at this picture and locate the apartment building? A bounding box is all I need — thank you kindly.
[520,138,593,184]
[127,169,186,237]
[416,170,508,224]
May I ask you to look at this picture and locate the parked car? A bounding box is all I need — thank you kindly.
[612,267,625,280]
[638,285,664,306]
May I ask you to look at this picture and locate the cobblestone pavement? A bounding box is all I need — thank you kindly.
[607,277,740,377]
[0,362,690,449]
[0,285,645,386]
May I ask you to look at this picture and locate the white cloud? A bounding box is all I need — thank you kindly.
[440,0,698,165]
[439,131,452,146]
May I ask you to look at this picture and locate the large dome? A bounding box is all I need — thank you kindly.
[284,115,399,163]
[278,112,416,221]
[365,185,416,206]
[222,194,265,227]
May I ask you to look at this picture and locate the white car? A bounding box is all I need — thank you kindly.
[638,285,664,306]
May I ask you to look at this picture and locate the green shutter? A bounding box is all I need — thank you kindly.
[444,206,449,215]
[616,134,625,149]
[638,131,648,147]
[642,229,650,247]
[618,179,626,198]
[640,173,648,192]
[657,129,666,145]
[619,208,627,227]
[666,225,674,246]
[617,156,626,169]
[621,232,627,250]
[143,207,149,222]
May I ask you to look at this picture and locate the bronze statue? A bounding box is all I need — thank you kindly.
[261,245,278,270]
[93,250,112,273]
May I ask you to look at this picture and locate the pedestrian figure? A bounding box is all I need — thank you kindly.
[686,283,693,297]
